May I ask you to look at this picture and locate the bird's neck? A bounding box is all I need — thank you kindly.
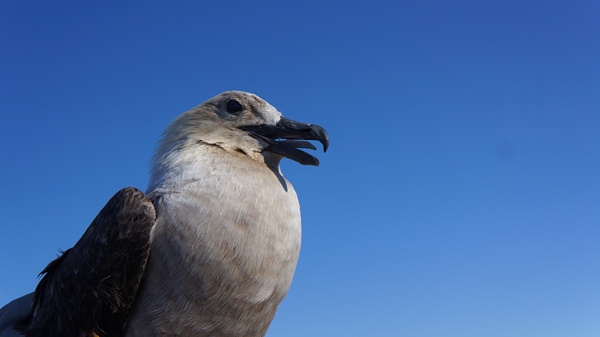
[147,144,289,196]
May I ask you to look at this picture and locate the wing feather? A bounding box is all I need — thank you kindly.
[24,187,156,337]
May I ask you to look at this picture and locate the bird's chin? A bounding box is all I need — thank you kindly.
[261,151,285,167]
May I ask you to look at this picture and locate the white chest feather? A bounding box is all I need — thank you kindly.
[126,147,302,337]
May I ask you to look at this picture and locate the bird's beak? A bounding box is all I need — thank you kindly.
[239,117,329,166]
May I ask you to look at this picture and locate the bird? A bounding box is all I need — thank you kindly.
[0,91,329,337]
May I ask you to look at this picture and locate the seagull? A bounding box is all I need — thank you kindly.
[0,91,329,337]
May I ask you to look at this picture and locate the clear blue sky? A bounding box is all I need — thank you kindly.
[1,1,599,336]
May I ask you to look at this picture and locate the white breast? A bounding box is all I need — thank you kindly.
[125,147,302,337]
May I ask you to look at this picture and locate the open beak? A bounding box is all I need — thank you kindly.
[239,117,329,166]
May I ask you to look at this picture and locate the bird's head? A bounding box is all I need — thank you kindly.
[153,91,329,170]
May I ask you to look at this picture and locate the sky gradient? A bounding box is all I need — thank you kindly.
[1,1,599,336]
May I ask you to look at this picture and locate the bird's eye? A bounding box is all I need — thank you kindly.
[226,100,244,114]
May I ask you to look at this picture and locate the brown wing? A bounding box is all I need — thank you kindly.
[25,187,156,337]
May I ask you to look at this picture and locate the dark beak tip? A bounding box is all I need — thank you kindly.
[309,124,330,153]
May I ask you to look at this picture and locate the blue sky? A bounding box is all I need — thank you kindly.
[1,1,599,336]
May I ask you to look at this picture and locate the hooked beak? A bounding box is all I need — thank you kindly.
[239,117,329,166]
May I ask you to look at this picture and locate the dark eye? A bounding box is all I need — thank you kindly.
[226,100,244,114]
